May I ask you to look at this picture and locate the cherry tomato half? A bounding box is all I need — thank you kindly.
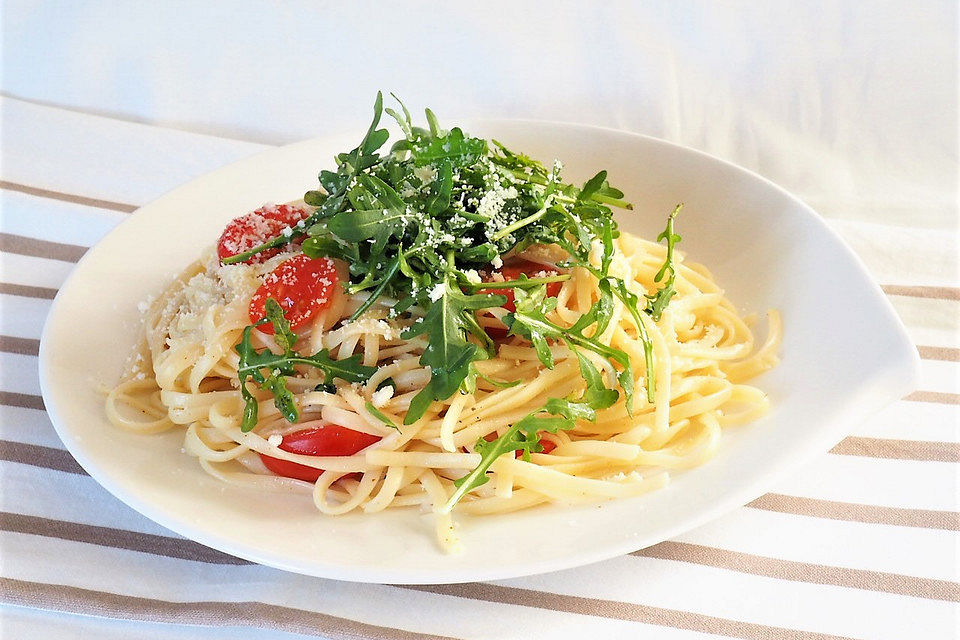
[482,431,557,457]
[481,258,563,313]
[480,258,563,337]
[217,204,310,264]
[249,254,339,333]
[524,438,558,456]
[258,203,311,225]
[259,425,381,483]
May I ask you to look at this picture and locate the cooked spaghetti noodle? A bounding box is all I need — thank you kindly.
[108,225,780,551]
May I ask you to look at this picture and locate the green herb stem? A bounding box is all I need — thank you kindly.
[589,193,634,210]
[497,167,633,210]
[463,274,570,290]
[221,231,304,265]
[348,256,401,322]
[490,200,551,241]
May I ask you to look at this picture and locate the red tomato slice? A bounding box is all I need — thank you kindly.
[217,204,310,265]
[482,431,557,457]
[536,439,558,454]
[257,203,311,226]
[259,425,381,483]
[480,258,563,338]
[218,213,286,264]
[512,438,557,458]
[249,255,339,333]
[480,258,563,313]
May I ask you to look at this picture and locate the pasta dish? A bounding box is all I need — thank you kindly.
[107,95,781,551]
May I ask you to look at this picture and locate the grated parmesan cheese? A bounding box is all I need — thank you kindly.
[413,165,437,184]
[370,385,394,408]
[428,282,447,301]
[137,294,155,314]
[477,185,518,228]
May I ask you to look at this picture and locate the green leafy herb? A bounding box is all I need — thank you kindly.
[475,371,522,389]
[227,96,683,497]
[505,284,634,407]
[400,263,506,424]
[365,402,400,430]
[442,346,620,512]
[443,412,572,512]
[236,298,376,432]
[604,278,657,402]
[646,204,683,321]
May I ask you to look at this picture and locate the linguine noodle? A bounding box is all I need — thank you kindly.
[107,227,780,551]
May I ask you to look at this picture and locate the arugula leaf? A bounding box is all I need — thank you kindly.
[569,348,620,411]
[443,349,621,511]
[401,269,506,424]
[385,93,414,139]
[475,370,522,389]
[503,285,561,368]
[266,297,297,353]
[505,284,634,409]
[426,161,454,215]
[578,170,608,203]
[646,204,683,321]
[604,278,657,403]
[443,412,573,511]
[365,402,400,431]
[414,126,486,166]
[236,298,376,432]
[327,208,415,244]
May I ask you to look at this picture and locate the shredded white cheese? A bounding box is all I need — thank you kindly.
[370,385,394,408]
[137,294,155,314]
[413,165,437,184]
[428,282,447,302]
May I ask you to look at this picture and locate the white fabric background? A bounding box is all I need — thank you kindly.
[3,0,956,230]
[1,2,957,639]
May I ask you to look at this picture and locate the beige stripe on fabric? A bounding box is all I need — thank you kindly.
[917,345,960,362]
[831,437,960,462]
[0,336,40,356]
[633,541,959,602]
[0,282,58,300]
[406,583,857,640]
[881,284,960,301]
[749,494,960,531]
[0,440,84,474]
[8,508,957,603]
[1,512,247,566]
[905,391,960,405]
[0,233,87,262]
[0,391,45,411]
[0,577,458,640]
[0,180,138,213]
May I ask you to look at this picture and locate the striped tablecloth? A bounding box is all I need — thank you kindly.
[1,96,957,640]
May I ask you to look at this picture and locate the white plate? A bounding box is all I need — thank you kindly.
[39,120,919,584]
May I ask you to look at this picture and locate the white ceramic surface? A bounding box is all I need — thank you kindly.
[39,121,919,584]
